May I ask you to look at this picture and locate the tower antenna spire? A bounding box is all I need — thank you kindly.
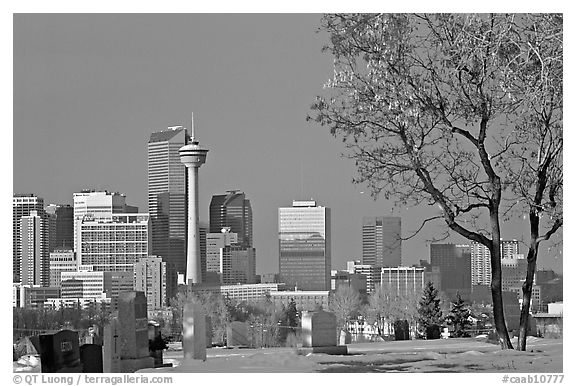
[191,112,195,140]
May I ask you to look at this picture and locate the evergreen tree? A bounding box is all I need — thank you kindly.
[445,293,473,337]
[417,281,443,339]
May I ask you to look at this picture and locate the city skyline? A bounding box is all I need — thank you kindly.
[13,14,562,275]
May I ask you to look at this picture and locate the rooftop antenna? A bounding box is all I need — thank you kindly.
[190,112,195,141]
[300,159,304,200]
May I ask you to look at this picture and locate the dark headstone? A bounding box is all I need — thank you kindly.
[394,320,410,340]
[118,291,149,359]
[39,330,82,373]
[425,324,441,340]
[80,344,103,373]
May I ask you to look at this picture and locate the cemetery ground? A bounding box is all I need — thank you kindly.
[145,337,562,373]
[14,336,562,373]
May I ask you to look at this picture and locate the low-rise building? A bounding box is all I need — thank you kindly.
[269,290,329,311]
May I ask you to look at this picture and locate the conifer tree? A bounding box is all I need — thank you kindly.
[445,293,473,337]
[417,281,443,339]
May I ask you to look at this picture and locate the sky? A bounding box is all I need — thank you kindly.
[12,13,563,275]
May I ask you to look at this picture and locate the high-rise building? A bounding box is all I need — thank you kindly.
[471,240,520,286]
[73,190,135,252]
[206,229,238,283]
[205,228,256,285]
[45,204,74,252]
[209,191,253,247]
[362,216,401,267]
[77,213,150,272]
[133,256,167,310]
[501,254,530,291]
[20,211,48,286]
[347,261,381,293]
[278,200,331,291]
[148,127,188,298]
[13,194,47,283]
[49,249,77,287]
[380,266,440,298]
[430,243,471,299]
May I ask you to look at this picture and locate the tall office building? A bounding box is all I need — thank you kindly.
[148,127,188,298]
[73,190,135,252]
[133,256,167,310]
[209,191,253,247]
[278,200,331,291]
[380,266,439,298]
[77,213,150,272]
[206,228,256,285]
[20,211,48,286]
[49,249,77,287]
[347,261,381,293]
[471,240,520,286]
[13,194,47,283]
[430,244,471,299]
[362,216,402,267]
[46,204,74,252]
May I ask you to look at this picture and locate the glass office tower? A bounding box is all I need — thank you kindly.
[278,200,331,291]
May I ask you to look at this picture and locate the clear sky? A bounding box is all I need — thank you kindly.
[13,13,563,275]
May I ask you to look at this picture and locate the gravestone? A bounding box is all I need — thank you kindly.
[339,330,352,345]
[299,310,347,355]
[119,291,149,359]
[80,344,103,373]
[117,292,155,372]
[394,320,410,341]
[39,330,82,373]
[103,316,121,373]
[182,302,207,361]
[226,321,249,348]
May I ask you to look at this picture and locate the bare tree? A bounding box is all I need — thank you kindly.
[329,285,362,330]
[309,13,562,349]
[495,14,563,351]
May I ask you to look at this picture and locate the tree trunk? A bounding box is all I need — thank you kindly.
[518,246,537,351]
[518,209,541,351]
[489,211,514,349]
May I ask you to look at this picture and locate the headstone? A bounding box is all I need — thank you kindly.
[80,344,103,373]
[301,310,337,347]
[103,316,121,373]
[38,330,82,373]
[226,321,249,348]
[205,315,212,348]
[299,311,347,355]
[394,320,410,341]
[118,291,149,359]
[182,302,207,361]
[441,327,450,339]
[339,330,352,345]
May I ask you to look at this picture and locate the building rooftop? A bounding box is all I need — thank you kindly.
[149,127,186,143]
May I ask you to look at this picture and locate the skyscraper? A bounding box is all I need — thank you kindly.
[430,244,471,300]
[362,216,402,267]
[77,213,150,272]
[13,194,47,283]
[209,191,253,248]
[471,240,520,287]
[73,190,134,252]
[20,211,47,286]
[133,256,167,310]
[45,204,74,252]
[278,200,331,291]
[148,127,188,297]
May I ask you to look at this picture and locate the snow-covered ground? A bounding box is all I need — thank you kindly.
[13,337,562,373]
[141,337,562,373]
